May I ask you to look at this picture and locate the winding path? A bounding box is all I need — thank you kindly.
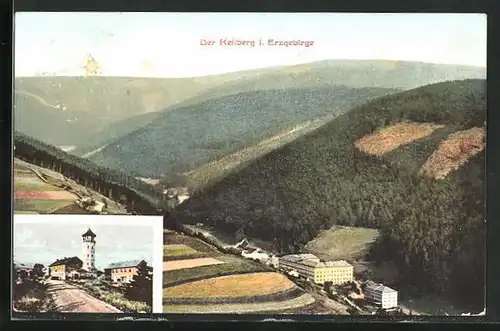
[15,90,61,109]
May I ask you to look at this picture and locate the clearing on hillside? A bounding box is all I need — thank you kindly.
[164,272,295,298]
[304,226,380,261]
[164,257,225,271]
[419,127,485,180]
[354,121,444,156]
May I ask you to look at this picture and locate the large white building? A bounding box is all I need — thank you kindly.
[242,249,270,263]
[364,281,398,309]
[278,254,353,284]
[81,228,96,272]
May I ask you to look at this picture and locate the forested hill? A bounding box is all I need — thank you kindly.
[87,86,400,180]
[169,79,486,307]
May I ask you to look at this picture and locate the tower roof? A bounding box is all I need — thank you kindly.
[82,228,96,237]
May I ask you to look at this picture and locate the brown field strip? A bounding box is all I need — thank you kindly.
[355,121,444,156]
[419,127,485,179]
[164,257,225,271]
[14,190,76,200]
[164,272,296,298]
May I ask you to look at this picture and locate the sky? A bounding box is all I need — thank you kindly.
[13,216,158,270]
[14,12,486,78]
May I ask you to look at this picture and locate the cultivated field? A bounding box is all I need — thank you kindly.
[163,253,268,286]
[14,199,77,214]
[305,226,380,261]
[165,272,295,298]
[163,232,319,314]
[13,165,80,214]
[14,190,76,200]
[265,301,339,315]
[163,293,316,314]
[164,244,200,257]
[164,233,220,255]
[13,158,127,214]
[420,127,485,180]
[164,257,225,272]
[354,121,445,156]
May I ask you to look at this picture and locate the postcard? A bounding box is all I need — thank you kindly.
[13,12,486,317]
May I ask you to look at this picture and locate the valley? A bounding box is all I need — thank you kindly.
[167,79,486,313]
[13,59,487,316]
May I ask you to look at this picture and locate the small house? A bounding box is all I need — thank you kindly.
[15,262,34,279]
[104,260,148,283]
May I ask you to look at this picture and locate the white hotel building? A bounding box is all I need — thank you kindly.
[364,281,398,309]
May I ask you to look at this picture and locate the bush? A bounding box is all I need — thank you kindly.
[101,292,151,313]
[16,296,43,312]
[13,280,56,312]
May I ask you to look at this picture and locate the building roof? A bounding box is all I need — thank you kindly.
[69,268,90,273]
[104,260,145,270]
[365,281,397,294]
[15,262,34,269]
[82,228,96,237]
[49,256,83,267]
[279,254,352,268]
[317,260,352,268]
[279,253,320,263]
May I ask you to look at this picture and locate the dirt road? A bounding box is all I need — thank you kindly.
[46,279,122,313]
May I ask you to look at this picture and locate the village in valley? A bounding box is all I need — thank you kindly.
[13,226,154,314]
[163,223,408,316]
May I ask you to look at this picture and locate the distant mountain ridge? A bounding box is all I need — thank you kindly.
[14,59,485,153]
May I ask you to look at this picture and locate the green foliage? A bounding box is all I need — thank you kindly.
[89,86,399,182]
[125,263,153,307]
[32,264,45,280]
[170,79,486,307]
[74,279,152,313]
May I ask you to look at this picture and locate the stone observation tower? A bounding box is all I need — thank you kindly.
[82,228,97,272]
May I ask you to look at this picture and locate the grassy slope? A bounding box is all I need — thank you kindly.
[170,79,486,306]
[88,86,399,181]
